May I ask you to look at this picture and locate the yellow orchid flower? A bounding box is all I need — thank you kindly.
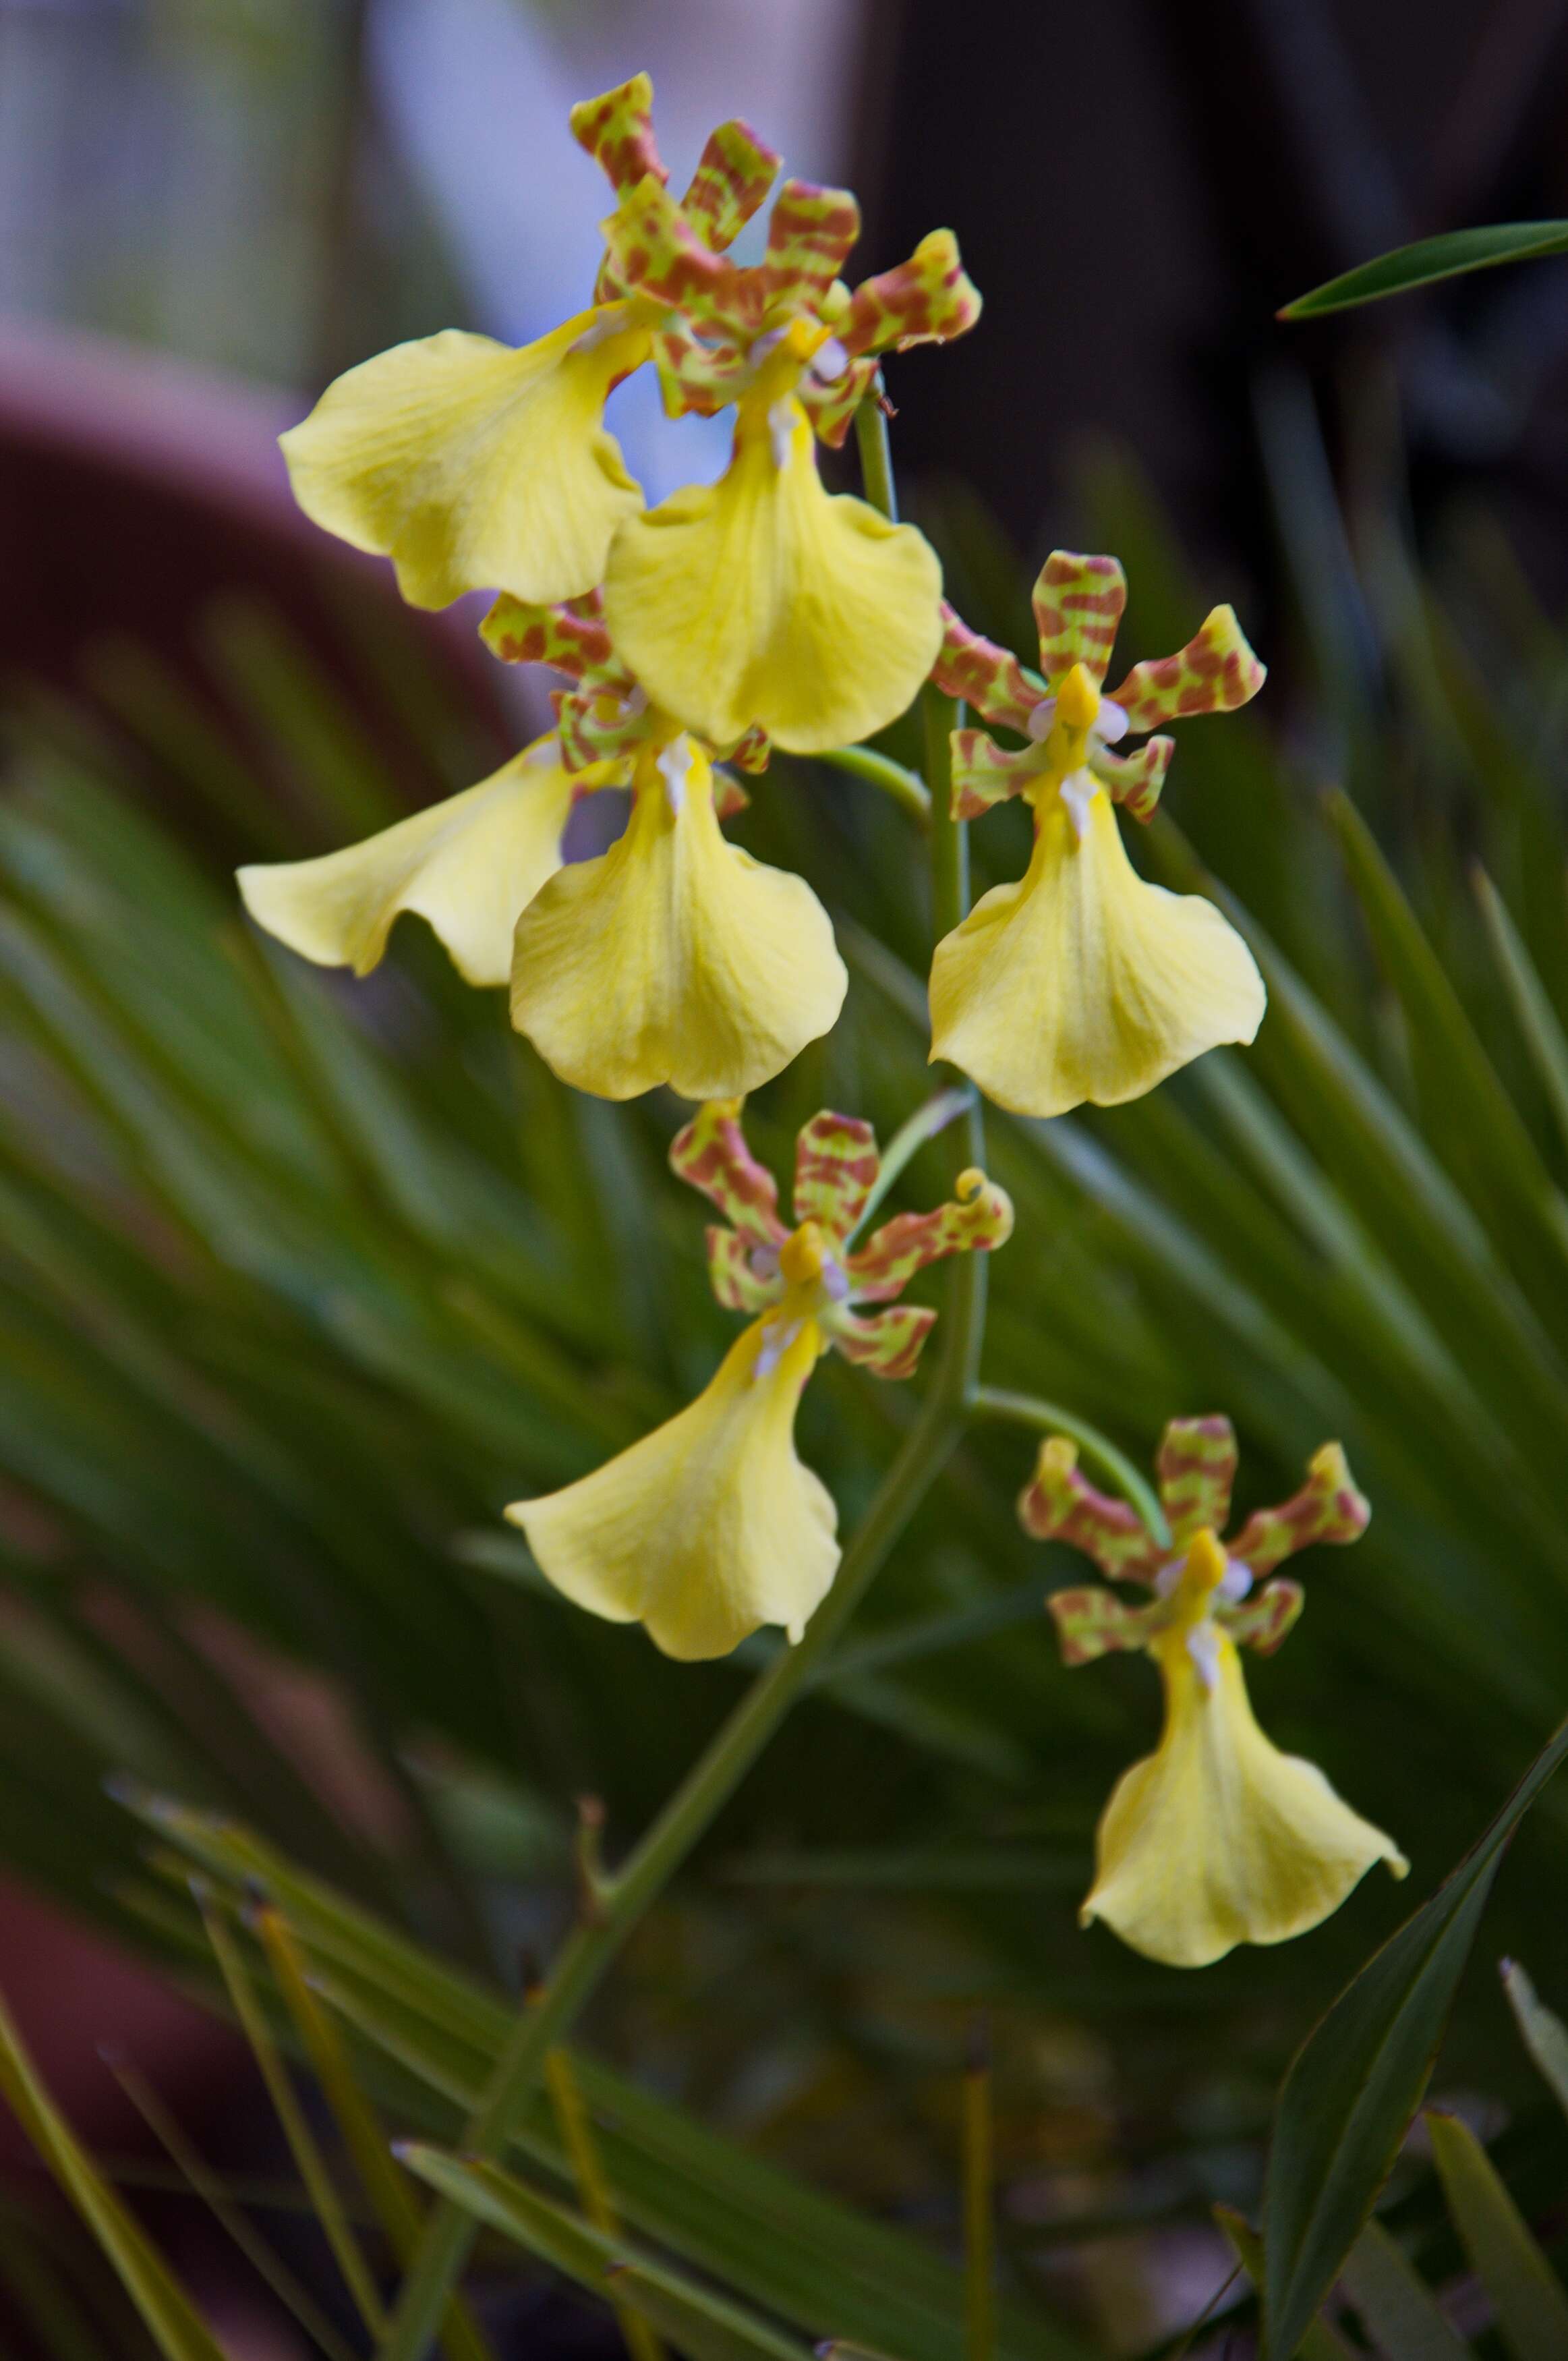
[928,555,1268,1114]
[237,733,613,988]
[594,161,982,750]
[510,1102,1012,1659]
[603,325,942,752]
[510,728,844,1099]
[477,590,843,1098]
[277,76,782,608]
[1022,1415,1406,1968]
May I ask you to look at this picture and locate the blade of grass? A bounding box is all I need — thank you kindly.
[1262,1707,1568,2356]
[197,1884,388,2339]
[544,2045,666,2361]
[100,2049,360,2361]
[250,1901,496,2361]
[1426,2109,1568,2361]
[1336,2217,1470,2360]
[0,1985,228,2361]
[1280,223,1568,317]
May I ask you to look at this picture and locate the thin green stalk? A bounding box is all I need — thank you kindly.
[854,383,898,521]
[374,393,986,2361]
[199,1891,389,2341]
[100,2052,361,2361]
[815,743,931,827]
[968,1388,1169,1545]
[846,1085,975,1247]
[543,2046,666,2361]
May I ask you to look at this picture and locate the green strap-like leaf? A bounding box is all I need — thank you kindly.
[1215,2206,1354,2358]
[1337,2217,1470,2360]
[1426,2110,1568,2361]
[1501,1959,1568,2124]
[0,1987,229,2361]
[1280,223,1568,318]
[396,2145,820,2361]
[1261,1708,1568,2358]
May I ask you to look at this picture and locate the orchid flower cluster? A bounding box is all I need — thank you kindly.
[237,73,1403,1969]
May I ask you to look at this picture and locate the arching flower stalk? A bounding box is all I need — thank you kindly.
[1021,1415,1406,1967]
[510,1100,1012,1660]
[928,553,1269,1115]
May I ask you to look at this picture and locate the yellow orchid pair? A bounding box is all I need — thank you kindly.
[241,73,970,1104]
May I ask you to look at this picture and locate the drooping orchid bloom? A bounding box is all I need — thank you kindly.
[277,76,780,608]
[1022,1416,1406,1968]
[483,594,845,1100]
[927,554,1269,1115]
[510,1100,1012,1660]
[238,592,847,1100]
[597,171,981,750]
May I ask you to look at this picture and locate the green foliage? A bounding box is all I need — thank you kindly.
[1281,223,1568,316]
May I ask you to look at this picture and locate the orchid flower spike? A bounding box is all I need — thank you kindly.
[1021,1415,1405,1966]
[598,156,981,751]
[510,1101,1012,1660]
[277,74,780,609]
[928,554,1269,1116]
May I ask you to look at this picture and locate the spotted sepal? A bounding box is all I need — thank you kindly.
[950,730,1044,820]
[932,606,1043,735]
[481,592,616,679]
[1105,605,1265,733]
[1048,1586,1159,1666]
[1219,1577,1304,1656]
[678,119,780,251]
[832,1303,937,1381]
[1087,733,1173,822]
[1155,1415,1238,1546]
[1227,1442,1370,1577]
[841,229,982,358]
[571,74,666,194]
[649,318,754,418]
[761,180,861,308]
[1018,1438,1163,1583]
[1033,553,1127,689]
[552,684,657,773]
[711,769,751,819]
[724,727,771,776]
[847,1170,1013,1303]
[706,1225,786,1316]
[601,175,746,331]
[792,1111,879,1241]
[797,354,879,447]
[669,1101,786,1249]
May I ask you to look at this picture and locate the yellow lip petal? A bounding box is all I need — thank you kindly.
[1082,1634,1406,1968]
[511,739,846,1100]
[929,789,1265,1116]
[237,740,585,987]
[508,1317,838,1661]
[602,401,941,753]
[279,312,647,608]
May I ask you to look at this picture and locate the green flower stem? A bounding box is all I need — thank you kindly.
[815,743,931,826]
[854,380,898,521]
[968,1387,1170,1545]
[376,399,987,2361]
